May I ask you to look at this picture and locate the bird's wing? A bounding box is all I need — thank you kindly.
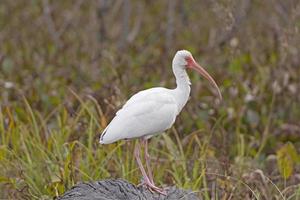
[100,88,178,144]
[116,87,175,116]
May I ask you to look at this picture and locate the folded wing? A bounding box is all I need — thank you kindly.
[100,88,178,144]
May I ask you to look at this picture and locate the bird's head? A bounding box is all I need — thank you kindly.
[172,50,193,67]
[173,50,222,100]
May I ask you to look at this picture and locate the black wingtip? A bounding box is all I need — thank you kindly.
[99,129,107,144]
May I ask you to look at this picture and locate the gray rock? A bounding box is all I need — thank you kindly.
[58,179,200,200]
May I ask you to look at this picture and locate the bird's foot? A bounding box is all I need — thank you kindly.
[147,184,167,195]
[138,180,167,195]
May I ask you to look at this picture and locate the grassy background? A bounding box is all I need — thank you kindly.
[0,0,300,199]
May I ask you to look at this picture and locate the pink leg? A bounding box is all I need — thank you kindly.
[134,140,166,195]
[134,141,152,184]
[142,139,154,184]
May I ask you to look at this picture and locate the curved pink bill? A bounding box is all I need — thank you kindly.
[187,57,222,100]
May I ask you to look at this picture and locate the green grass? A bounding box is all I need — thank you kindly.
[1,0,300,199]
[0,94,298,199]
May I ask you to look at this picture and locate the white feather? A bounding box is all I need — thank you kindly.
[100,50,193,144]
[100,88,178,144]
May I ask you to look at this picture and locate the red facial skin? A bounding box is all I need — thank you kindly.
[185,56,196,69]
[184,56,222,100]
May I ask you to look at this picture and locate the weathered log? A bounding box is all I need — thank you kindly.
[58,179,201,200]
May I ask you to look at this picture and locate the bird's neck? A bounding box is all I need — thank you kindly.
[173,67,191,114]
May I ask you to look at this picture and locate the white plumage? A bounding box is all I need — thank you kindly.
[100,88,179,144]
[99,50,221,194]
[100,51,195,144]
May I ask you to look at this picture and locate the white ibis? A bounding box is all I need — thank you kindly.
[99,50,222,194]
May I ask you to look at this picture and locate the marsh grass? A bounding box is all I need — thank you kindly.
[1,1,300,199]
[0,93,298,199]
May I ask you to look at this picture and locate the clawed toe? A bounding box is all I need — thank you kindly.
[151,187,167,195]
[138,180,167,195]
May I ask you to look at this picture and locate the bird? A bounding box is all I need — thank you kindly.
[99,50,222,194]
